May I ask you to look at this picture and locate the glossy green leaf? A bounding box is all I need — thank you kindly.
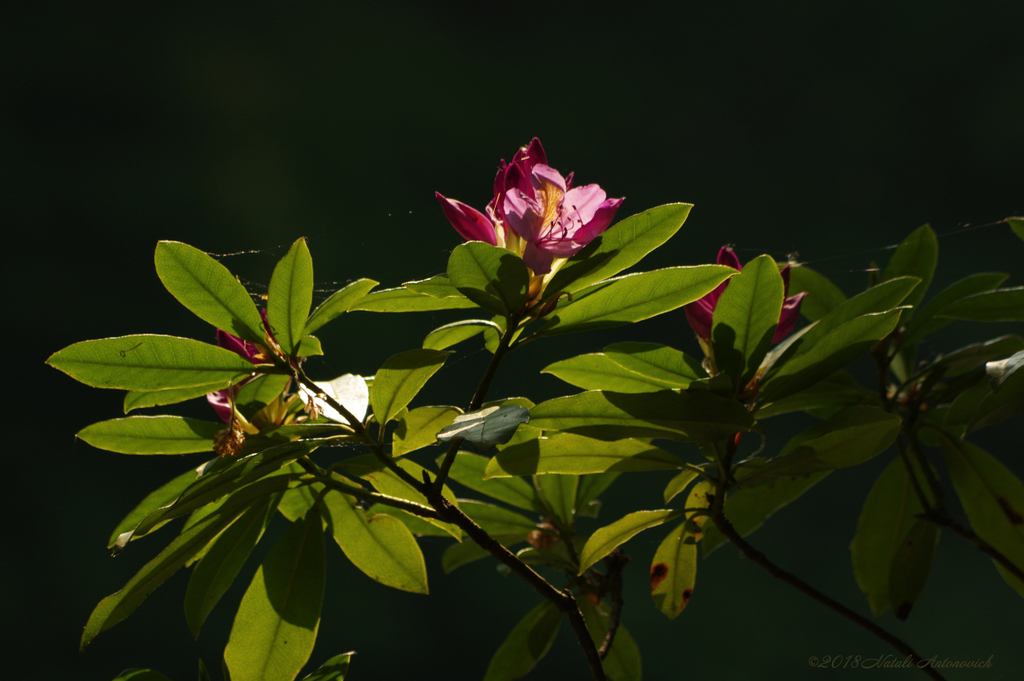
[447,241,530,316]
[224,506,325,681]
[760,309,903,402]
[405,274,465,298]
[441,452,545,512]
[545,203,693,296]
[527,389,755,443]
[483,601,562,681]
[124,382,228,413]
[651,520,698,619]
[108,466,201,547]
[887,519,940,620]
[154,241,265,344]
[940,437,1024,597]
[235,373,293,420]
[851,455,936,617]
[184,494,280,638]
[542,353,681,393]
[602,341,706,388]
[436,405,531,450]
[756,371,879,418]
[267,237,314,355]
[278,479,324,522]
[371,349,449,425]
[787,266,848,322]
[663,468,702,504]
[579,509,683,574]
[82,495,256,650]
[350,286,476,312]
[576,598,643,681]
[304,278,379,335]
[539,265,735,336]
[366,504,451,537]
[111,671,174,681]
[935,287,1024,321]
[534,473,578,528]
[301,653,352,681]
[422,319,501,350]
[47,335,256,391]
[901,273,1009,346]
[321,490,429,594]
[78,416,223,454]
[1008,217,1024,241]
[487,433,682,477]
[393,406,462,457]
[881,224,938,322]
[712,254,785,388]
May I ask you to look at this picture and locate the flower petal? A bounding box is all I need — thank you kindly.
[577,196,623,245]
[684,300,714,341]
[435,192,497,245]
[504,190,545,242]
[773,292,808,343]
[521,241,556,275]
[717,246,742,270]
[206,389,234,424]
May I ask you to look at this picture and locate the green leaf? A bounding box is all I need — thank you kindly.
[545,203,693,296]
[447,241,530,316]
[111,670,175,681]
[294,335,323,357]
[82,493,257,650]
[487,433,683,477]
[393,406,462,457]
[756,371,879,418]
[350,286,476,312]
[602,341,706,388]
[935,287,1024,321]
[154,241,265,344]
[301,653,352,681]
[787,266,848,322]
[940,437,1024,597]
[484,601,562,681]
[224,506,326,681]
[651,520,698,619]
[887,518,940,620]
[880,224,938,322]
[404,274,464,298]
[901,273,1009,346]
[534,473,578,528]
[436,405,531,450]
[199,659,211,681]
[527,389,755,443]
[459,499,537,536]
[1008,217,1024,242]
[235,373,293,420]
[967,360,1024,433]
[441,452,545,512]
[760,309,903,402]
[47,335,256,391]
[267,237,314,356]
[321,490,429,594]
[422,319,501,350]
[278,479,324,522]
[124,382,228,413]
[539,265,735,336]
[77,416,224,455]
[579,509,682,574]
[366,504,453,537]
[184,493,280,638]
[371,349,449,425]
[576,598,643,681]
[304,278,379,335]
[542,353,682,393]
[711,254,785,388]
[663,468,702,504]
[109,466,201,547]
[576,472,620,510]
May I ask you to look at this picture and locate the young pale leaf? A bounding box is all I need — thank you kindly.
[602,341,706,388]
[712,254,785,389]
[545,203,693,296]
[527,389,755,443]
[350,286,476,312]
[483,601,562,681]
[851,456,936,616]
[224,506,326,681]
[108,466,201,547]
[154,241,265,344]
[393,406,462,456]
[888,518,940,620]
[47,335,256,391]
[447,241,530,316]
[486,433,682,478]
[442,452,546,512]
[301,653,352,681]
[184,494,280,638]
[267,237,314,356]
[371,349,449,425]
[321,491,429,594]
[542,353,681,393]
[539,265,736,336]
[787,266,848,322]
[940,437,1024,597]
[304,278,379,335]
[880,223,938,323]
[578,509,683,574]
[435,405,530,450]
[651,520,698,619]
[901,273,1009,346]
[77,416,224,455]
[124,382,229,413]
[935,287,1024,321]
[422,319,501,350]
[534,473,578,528]
[576,598,643,681]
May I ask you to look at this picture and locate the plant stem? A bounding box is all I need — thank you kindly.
[296,457,441,519]
[917,510,1024,586]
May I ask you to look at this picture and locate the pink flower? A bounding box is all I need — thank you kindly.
[206,315,270,423]
[684,247,807,343]
[436,138,623,274]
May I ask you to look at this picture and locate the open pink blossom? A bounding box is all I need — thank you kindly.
[684,247,807,343]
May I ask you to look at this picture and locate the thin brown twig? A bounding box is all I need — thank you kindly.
[918,510,1024,586]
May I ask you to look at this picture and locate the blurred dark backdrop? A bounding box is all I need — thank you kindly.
[7,2,1023,680]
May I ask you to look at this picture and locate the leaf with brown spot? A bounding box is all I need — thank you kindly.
[651,520,697,619]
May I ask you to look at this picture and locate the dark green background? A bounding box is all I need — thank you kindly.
[9,2,1023,680]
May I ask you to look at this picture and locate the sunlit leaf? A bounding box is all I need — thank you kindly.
[579,509,683,574]
[441,452,545,512]
[393,406,462,457]
[78,416,223,455]
[436,405,530,450]
[602,341,706,388]
[651,520,698,619]
[108,466,201,547]
[663,468,701,504]
[267,237,314,356]
[301,652,353,681]
[124,382,228,414]
[542,353,681,393]
[422,319,501,350]
[881,224,938,323]
[447,241,530,317]
[534,473,578,529]
[350,286,476,312]
[304,278,379,335]
[487,433,682,477]
[371,349,449,425]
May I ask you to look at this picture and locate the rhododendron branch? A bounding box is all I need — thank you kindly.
[916,510,1024,585]
[296,456,441,519]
